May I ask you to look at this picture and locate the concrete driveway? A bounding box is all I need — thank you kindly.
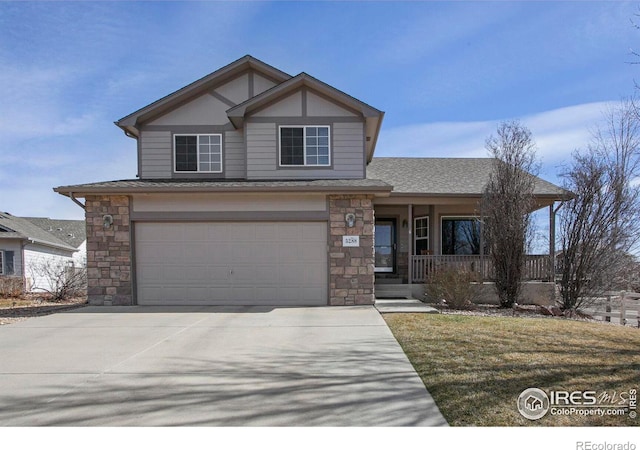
[0,305,447,426]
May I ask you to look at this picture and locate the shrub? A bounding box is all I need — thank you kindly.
[29,262,87,302]
[425,267,480,310]
[0,276,24,298]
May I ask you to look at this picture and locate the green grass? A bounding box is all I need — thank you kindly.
[383,313,640,426]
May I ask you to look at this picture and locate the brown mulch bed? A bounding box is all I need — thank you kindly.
[0,296,88,326]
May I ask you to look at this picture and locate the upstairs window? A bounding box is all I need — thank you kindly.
[279,126,330,166]
[175,134,222,173]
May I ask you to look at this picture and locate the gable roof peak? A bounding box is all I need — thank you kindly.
[115,55,292,135]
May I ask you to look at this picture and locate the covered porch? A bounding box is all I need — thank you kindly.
[373,198,558,291]
[365,157,567,301]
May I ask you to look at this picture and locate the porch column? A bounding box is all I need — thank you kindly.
[408,204,413,285]
[549,203,556,282]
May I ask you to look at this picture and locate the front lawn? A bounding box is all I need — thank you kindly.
[383,313,639,426]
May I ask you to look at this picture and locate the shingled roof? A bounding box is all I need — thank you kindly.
[54,178,393,196]
[0,213,79,251]
[366,157,567,198]
[22,217,86,248]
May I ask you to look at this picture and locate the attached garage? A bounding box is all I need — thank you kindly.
[135,221,328,306]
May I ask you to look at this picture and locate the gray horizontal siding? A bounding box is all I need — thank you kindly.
[246,122,277,177]
[139,121,364,181]
[140,131,172,179]
[246,121,365,180]
[224,130,246,178]
[332,122,364,178]
[140,129,247,179]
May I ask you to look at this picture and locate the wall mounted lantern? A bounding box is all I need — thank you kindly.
[345,213,356,228]
[103,214,113,229]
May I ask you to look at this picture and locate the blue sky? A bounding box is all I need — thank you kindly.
[0,0,638,220]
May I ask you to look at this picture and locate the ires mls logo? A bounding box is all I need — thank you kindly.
[517,387,638,420]
[517,388,550,420]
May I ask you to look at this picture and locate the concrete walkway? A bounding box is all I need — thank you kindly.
[375,299,440,314]
[0,305,447,426]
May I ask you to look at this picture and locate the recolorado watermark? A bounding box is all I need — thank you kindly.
[575,442,636,450]
[517,387,637,420]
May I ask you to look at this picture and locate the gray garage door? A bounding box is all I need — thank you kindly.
[135,222,328,306]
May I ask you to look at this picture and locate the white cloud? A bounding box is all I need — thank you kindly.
[377,101,612,180]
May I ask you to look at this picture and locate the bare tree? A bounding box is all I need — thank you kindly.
[29,260,87,302]
[557,99,640,310]
[482,121,539,308]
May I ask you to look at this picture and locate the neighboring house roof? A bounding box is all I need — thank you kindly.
[0,213,78,252]
[116,55,292,136]
[226,72,384,163]
[22,217,86,249]
[54,178,393,196]
[366,157,568,198]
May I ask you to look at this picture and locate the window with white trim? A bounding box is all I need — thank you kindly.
[279,126,330,166]
[414,216,429,255]
[174,134,222,173]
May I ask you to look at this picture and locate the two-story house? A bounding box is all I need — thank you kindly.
[55,56,565,307]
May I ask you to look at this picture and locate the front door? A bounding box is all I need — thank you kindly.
[374,219,396,273]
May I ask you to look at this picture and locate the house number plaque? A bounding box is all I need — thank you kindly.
[342,236,360,247]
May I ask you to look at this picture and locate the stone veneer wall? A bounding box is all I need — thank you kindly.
[328,194,375,305]
[85,195,132,305]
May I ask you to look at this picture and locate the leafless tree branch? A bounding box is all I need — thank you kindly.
[482,121,539,308]
[557,98,640,310]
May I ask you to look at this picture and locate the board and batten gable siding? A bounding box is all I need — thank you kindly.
[146,94,230,126]
[135,73,367,180]
[245,121,365,180]
[136,68,270,180]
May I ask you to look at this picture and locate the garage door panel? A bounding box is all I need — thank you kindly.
[279,265,305,284]
[255,225,278,241]
[304,267,327,285]
[183,287,212,302]
[227,223,254,241]
[135,222,327,305]
[233,265,275,284]
[251,243,279,263]
[302,223,325,241]
[182,243,210,260]
[279,223,303,240]
[206,224,229,241]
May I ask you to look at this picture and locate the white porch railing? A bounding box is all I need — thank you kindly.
[412,254,552,283]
